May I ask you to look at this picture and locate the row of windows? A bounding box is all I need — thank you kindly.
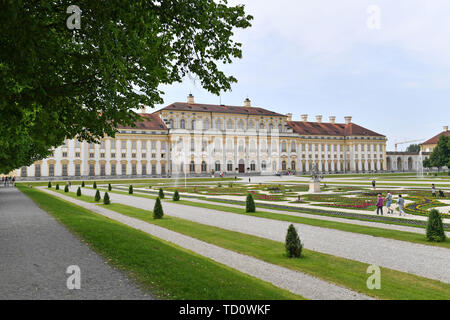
[168,118,285,132]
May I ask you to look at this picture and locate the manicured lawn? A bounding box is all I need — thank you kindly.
[93,185,450,246]
[19,186,302,300]
[99,202,450,300]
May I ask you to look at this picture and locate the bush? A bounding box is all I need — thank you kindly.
[426,209,446,242]
[93,181,97,189]
[108,183,112,191]
[94,190,101,202]
[81,181,85,187]
[64,184,69,192]
[285,224,303,258]
[153,197,164,219]
[103,192,110,205]
[246,193,256,213]
[218,182,222,187]
[76,187,81,197]
[229,182,233,188]
[47,181,52,188]
[173,190,180,201]
[55,184,59,190]
[129,185,133,194]
[158,187,165,199]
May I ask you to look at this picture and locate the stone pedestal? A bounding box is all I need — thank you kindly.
[308,181,321,193]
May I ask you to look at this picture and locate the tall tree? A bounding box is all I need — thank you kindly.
[0,0,253,173]
[428,135,449,170]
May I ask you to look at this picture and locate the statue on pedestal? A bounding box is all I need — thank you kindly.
[308,163,322,193]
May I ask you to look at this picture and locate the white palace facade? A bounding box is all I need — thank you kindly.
[15,95,388,180]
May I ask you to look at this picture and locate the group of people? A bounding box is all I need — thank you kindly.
[431,184,446,198]
[376,191,405,216]
[1,176,15,187]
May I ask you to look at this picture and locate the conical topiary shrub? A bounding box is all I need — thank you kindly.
[108,183,112,191]
[94,190,101,202]
[55,184,59,190]
[246,193,255,213]
[285,224,303,258]
[129,185,133,194]
[103,192,110,205]
[426,209,446,242]
[64,184,69,192]
[158,188,165,199]
[153,197,164,219]
[81,181,85,187]
[76,187,81,197]
[48,181,52,188]
[93,181,97,189]
[173,190,180,201]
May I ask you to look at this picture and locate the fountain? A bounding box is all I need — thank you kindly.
[417,150,424,179]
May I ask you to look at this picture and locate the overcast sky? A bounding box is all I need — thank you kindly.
[152,0,450,151]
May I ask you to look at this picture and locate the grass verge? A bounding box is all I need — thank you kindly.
[18,185,302,300]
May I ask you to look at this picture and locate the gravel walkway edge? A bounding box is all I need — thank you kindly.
[39,187,373,300]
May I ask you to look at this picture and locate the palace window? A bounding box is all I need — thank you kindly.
[142,164,147,175]
[121,164,126,175]
[190,161,195,172]
[132,153,136,158]
[88,164,94,176]
[180,119,186,129]
[62,152,68,158]
[62,164,68,176]
[100,164,106,176]
[21,166,27,177]
[89,153,94,158]
[75,164,81,176]
[75,152,80,158]
[152,164,156,174]
[227,162,233,172]
[111,153,115,158]
[142,153,146,158]
[35,164,41,177]
[111,164,116,176]
[215,161,221,172]
[201,161,207,172]
[48,164,55,176]
[161,163,166,174]
[132,164,137,175]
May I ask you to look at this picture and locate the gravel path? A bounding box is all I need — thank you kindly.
[39,187,372,300]
[127,187,450,236]
[0,187,152,300]
[66,186,450,284]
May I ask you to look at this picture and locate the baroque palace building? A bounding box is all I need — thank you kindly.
[15,95,387,180]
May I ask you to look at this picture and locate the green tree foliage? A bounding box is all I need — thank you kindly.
[94,190,101,202]
[153,197,164,219]
[406,144,420,153]
[103,192,110,205]
[246,193,255,213]
[158,187,165,199]
[108,183,112,191]
[55,184,59,190]
[173,190,180,201]
[47,181,51,188]
[0,1,253,173]
[426,209,446,242]
[93,181,97,189]
[81,181,85,187]
[428,135,450,170]
[64,184,69,192]
[285,224,303,258]
[129,185,133,194]
[76,187,81,197]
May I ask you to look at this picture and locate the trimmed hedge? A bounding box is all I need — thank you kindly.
[93,181,97,189]
[129,185,133,194]
[246,193,255,213]
[153,197,164,219]
[159,188,165,199]
[103,192,110,205]
[76,187,81,197]
[47,181,52,188]
[55,184,59,190]
[64,184,69,192]
[94,190,101,202]
[285,224,303,258]
[173,190,180,201]
[426,209,446,242]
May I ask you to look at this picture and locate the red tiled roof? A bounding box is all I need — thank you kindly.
[118,113,167,130]
[421,130,450,145]
[286,121,385,137]
[159,102,285,117]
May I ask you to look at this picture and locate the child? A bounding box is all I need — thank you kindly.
[376,194,383,215]
[431,184,436,197]
[385,191,393,214]
[397,194,405,216]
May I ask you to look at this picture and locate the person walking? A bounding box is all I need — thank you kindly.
[397,194,405,216]
[431,184,436,197]
[376,194,383,215]
[372,179,376,190]
[385,191,393,214]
